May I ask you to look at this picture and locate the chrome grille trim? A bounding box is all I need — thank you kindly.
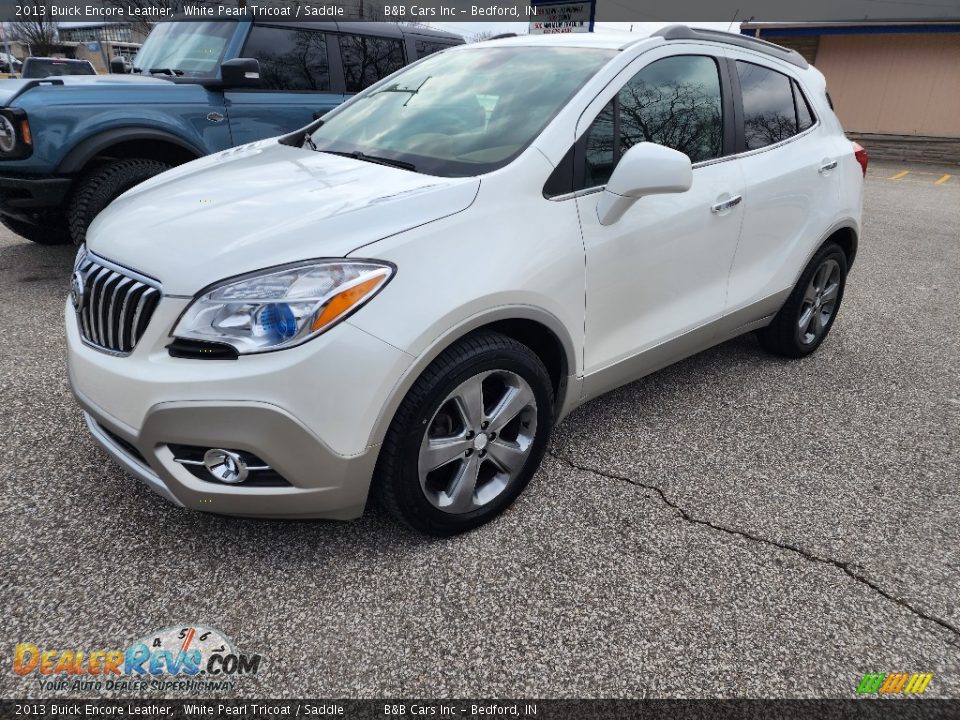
[74,251,162,356]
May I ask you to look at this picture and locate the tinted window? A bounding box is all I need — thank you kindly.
[243,26,330,91]
[415,39,451,59]
[339,34,405,92]
[737,61,798,150]
[793,80,816,131]
[584,100,615,187]
[619,55,723,164]
[23,60,95,78]
[578,55,723,188]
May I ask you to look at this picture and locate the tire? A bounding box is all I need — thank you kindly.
[758,241,848,358]
[0,214,71,245]
[373,331,555,536]
[67,159,172,245]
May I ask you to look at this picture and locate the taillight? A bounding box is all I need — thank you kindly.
[853,142,868,177]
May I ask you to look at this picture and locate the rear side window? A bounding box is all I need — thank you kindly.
[244,26,330,91]
[578,55,724,188]
[737,61,810,150]
[415,39,451,59]
[793,80,816,131]
[339,34,405,92]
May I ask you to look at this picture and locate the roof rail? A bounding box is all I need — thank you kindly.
[652,24,809,69]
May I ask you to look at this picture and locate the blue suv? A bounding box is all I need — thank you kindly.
[0,20,462,245]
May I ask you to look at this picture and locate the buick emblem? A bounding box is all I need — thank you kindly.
[70,270,85,311]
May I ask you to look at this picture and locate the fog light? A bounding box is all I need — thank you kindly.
[203,448,248,484]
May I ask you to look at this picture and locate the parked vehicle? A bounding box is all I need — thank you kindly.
[21,57,96,79]
[0,21,462,246]
[67,27,866,535]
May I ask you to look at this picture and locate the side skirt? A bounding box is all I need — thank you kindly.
[579,289,789,403]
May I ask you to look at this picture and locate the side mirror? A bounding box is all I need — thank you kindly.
[596,142,693,226]
[220,58,261,89]
[109,57,129,74]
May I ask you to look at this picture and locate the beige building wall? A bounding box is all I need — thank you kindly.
[813,33,960,138]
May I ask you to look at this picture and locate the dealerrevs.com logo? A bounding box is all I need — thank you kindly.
[13,625,263,693]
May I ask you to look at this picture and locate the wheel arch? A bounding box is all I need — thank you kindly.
[827,224,858,270]
[57,128,203,175]
[367,306,580,449]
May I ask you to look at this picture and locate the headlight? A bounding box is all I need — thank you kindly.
[173,260,394,354]
[0,109,32,158]
[0,115,17,153]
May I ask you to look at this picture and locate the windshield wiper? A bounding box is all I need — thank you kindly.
[303,134,318,151]
[320,150,417,172]
[148,68,184,76]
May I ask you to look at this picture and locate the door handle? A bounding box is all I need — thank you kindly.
[819,160,838,173]
[711,195,742,214]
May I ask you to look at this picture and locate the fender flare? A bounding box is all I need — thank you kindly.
[365,304,580,449]
[793,219,860,286]
[57,128,204,175]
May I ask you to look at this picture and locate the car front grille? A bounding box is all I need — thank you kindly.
[73,251,162,355]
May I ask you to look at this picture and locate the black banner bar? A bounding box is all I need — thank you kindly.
[1,0,960,23]
[2,700,960,720]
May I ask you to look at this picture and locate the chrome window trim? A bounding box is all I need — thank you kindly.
[549,121,822,201]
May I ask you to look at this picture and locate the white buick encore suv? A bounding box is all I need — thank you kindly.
[67,27,866,535]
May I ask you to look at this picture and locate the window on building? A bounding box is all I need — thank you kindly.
[737,61,800,150]
[243,26,330,92]
[579,55,723,188]
[339,34,405,92]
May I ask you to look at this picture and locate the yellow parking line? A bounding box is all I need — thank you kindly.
[888,171,910,180]
[935,174,952,185]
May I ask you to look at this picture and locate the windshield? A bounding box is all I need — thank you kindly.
[308,46,615,177]
[133,22,234,77]
[23,59,94,78]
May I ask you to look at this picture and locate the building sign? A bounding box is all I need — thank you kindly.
[528,0,596,33]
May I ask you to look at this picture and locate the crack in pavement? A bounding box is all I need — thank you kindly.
[547,449,960,647]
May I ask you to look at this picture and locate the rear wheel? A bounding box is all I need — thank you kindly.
[67,158,172,245]
[374,331,554,535]
[0,213,70,245]
[759,242,848,358]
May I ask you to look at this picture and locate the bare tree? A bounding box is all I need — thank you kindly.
[101,0,185,36]
[471,31,497,43]
[9,2,59,57]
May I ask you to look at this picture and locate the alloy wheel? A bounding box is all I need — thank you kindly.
[798,258,841,345]
[418,370,538,514]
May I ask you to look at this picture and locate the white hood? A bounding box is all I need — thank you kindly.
[87,141,480,295]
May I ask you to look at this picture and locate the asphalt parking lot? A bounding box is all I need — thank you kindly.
[1,161,958,699]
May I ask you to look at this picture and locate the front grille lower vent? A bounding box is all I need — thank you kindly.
[74,252,161,355]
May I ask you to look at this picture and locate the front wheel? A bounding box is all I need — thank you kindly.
[374,332,554,535]
[67,158,172,245]
[759,241,848,358]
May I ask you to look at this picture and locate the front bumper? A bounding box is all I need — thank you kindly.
[66,296,414,520]
[0,173,72,221]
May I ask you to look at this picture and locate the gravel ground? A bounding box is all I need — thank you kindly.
[1,161,958,699]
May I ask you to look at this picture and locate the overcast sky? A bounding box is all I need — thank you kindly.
[429,21,739,41]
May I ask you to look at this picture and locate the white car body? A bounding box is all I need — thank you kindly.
[66,29,864,524]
